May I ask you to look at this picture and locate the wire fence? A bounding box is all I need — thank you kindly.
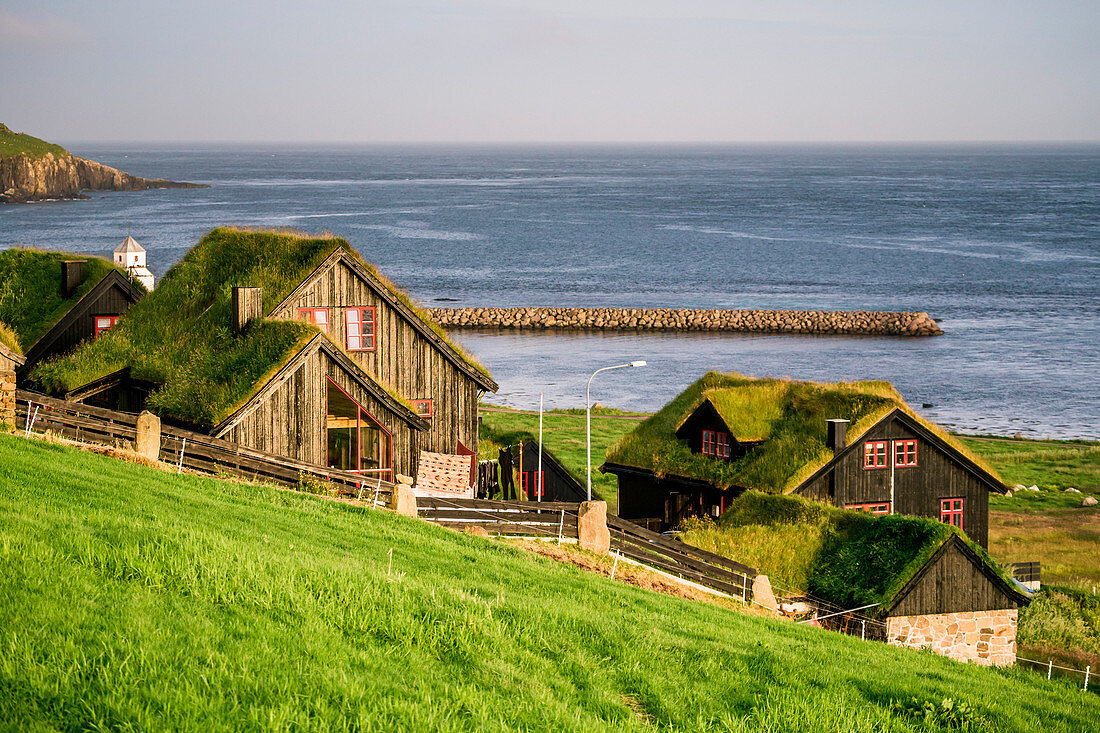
[1018,657,1093,693]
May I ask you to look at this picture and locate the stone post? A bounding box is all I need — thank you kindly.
[389,474,418,517]
[578,500,611,555]
[0,364,15,429]
[751,574,778,613]
[135,411,161,461]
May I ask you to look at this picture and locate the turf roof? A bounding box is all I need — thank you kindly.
[605,371,1001,493]
[0,249,125,352]
[0,322,21,356]
[716,491,1017,615]
[32,228,483,428]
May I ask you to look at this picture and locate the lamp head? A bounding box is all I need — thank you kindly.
[630,360,647,368]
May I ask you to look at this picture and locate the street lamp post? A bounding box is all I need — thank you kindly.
[586,360,646,501]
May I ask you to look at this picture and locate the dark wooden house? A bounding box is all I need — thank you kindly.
[602,372,1006,547]
[0,250,144,378]
[36,228,494,483]
[512,440,586,503]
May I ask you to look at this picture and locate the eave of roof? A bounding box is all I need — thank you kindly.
[0,340,25,366]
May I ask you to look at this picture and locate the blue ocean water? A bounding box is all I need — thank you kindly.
[2,144,1098,438]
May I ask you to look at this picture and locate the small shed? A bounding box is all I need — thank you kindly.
[512,440,586,503]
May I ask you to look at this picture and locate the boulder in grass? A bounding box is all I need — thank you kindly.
[1066,487,1081,493]
[1083,497,1099,507]
[1014,484,1027,491]
[1027,485,1040,492]
[1004,490,1013,498]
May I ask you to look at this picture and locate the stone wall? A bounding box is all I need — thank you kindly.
[0,361,15,427]
[886,609,1017,666]
[428,307,943,337]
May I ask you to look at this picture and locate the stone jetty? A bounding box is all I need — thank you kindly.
[428,307,943,336]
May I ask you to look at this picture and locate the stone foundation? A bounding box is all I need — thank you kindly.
[428,307,942,337]
[0,364,15,428]
[886,609,1017,666]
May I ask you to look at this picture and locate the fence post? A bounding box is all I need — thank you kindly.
[389,476,417,517]
[577,500,610,555]
[136,411,161,461]
[861,620,867,641]
[610,551,619,581]
[751,574,776,611]
[1085,666,1090,692]
[1048,659,1053,681]
[556,509,564,546]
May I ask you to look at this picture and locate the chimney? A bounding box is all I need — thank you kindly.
[232,287,263,333]
[61,260,84,298]
[826,419,849,454]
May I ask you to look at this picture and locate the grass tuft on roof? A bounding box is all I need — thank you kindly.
[605,371,1001,493]
[0,123,70,159]
[0,248,124,351]
[0,322,21,355]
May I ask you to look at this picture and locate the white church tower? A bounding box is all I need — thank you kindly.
[113,236,155,290]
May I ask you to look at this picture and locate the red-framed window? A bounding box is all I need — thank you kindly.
[941,498,964,530]
[345,307,376,351]
[894,439,917,467]
[521,471,545,500]
[297,307,329,331]
[846,502,891,515]
[412,399,433,418]
[702,430,732,458]
[863,441,888,469]
[94,316,119,338]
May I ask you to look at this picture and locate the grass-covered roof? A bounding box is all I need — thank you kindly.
[0,123,70,159]
[0,248,124,352]
[605,371,1001,493]
[32,227,485,428]
[0,322,21,356]
[683,491,1017,615]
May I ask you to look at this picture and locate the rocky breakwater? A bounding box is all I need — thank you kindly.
[1,152,207,204]
[428,307,944,336]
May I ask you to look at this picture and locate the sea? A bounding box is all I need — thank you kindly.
[2,144,1098,439]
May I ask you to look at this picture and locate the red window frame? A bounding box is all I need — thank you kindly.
[863,441,888,469]
[94,316,119,338]
[716,432,731,459]
[941,498,964,530]
[412,399,433,418]
[845,502,891,515]
[345,307,376,352]
[894,439,917,467]
[297,307,330,331]
[325,377,393,477]
[520,470,545,500]
[702,430,732,458]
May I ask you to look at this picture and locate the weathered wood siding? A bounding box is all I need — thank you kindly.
[271,260,480,454]
[517,442,586,503]
[889,540,1019,617]
[222,348,419,478]
[797,414,991,547]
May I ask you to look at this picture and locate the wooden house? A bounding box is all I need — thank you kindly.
[512,440,586,503]
[32,228,495,482]
[0,249,144,378]
[602,372,1006,547]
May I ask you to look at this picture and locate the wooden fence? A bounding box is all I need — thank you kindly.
[417,496,756,600]
[15,390,392,500]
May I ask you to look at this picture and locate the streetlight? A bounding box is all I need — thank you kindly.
[586,360,646,501]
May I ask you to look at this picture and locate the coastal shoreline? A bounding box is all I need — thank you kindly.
[430,307,943,337]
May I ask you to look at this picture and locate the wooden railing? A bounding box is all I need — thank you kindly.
[417,497,581,540]
[15,389,392,500]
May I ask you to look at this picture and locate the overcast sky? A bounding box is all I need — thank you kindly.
[2,1,1098,143]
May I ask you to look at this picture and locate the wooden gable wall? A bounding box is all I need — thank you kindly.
[888,538,1021,617]
[270,259,479,455]
[220,346,420,479]
[796,413,992,547]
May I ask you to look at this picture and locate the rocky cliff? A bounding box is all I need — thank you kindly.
[1,151,207,203]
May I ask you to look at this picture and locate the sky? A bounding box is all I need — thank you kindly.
[1,0,1098,143]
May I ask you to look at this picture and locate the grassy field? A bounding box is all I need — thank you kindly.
[3,432,1098,730]
[479,405,645,514]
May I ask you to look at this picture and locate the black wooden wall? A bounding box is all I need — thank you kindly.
[889,538,1020,617]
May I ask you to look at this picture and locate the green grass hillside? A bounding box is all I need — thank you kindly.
[0,124,70,159]
[1,433,1097,731]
